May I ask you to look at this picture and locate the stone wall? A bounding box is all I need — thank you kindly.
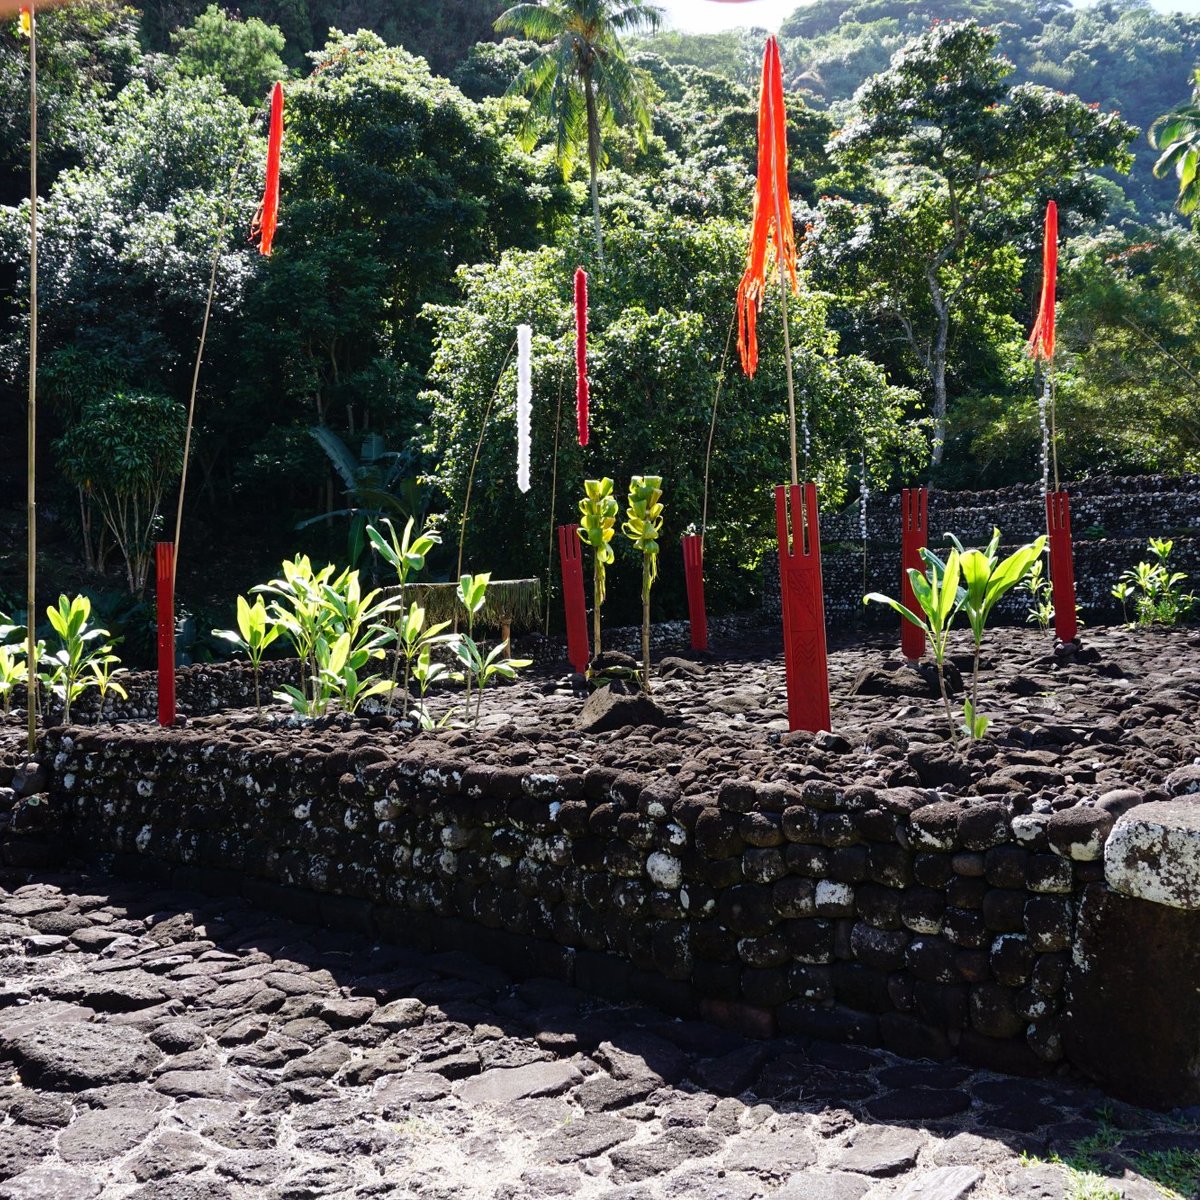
[25,719,1200,1105]
[764,475,1200,626]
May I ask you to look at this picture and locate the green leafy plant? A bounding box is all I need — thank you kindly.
[577,479,619,662]
[865,547,965,743]
[622,475,664,691]
[213,595,282,717]
[1119,537,1196,626]
[40,594,120,725]
[454,572,530,729]
[393,602,454,723]
[88,652,129,723]
[0,645,26,719]
[947,530,1047,739]
[366,516,442,715]
[1023,556,1054,633]
[412,642,453,730]
[253,558,399,718]
[1111,579,1134,625]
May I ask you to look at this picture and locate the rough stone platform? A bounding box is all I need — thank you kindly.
[0,874,1192,1199]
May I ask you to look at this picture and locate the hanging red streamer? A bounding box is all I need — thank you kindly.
[575,267,589,447]
[736,36,798,379]
[251,82,284,256]
[1027,199,1057,361]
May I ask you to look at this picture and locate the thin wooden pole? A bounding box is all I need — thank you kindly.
[26,3,38,754]
[544,366,566,636]
[457,339,517,586]
[173,125,252,585]
[701,311,737,541]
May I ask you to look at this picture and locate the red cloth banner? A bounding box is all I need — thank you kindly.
[252,82,284,256]
[736,37,798,379]
[682,534,708,652]
[1028,200,1057,361]
[575,268,590,447]
[558,524,590,673]
[776,483,831,733]
[900,487,929,661]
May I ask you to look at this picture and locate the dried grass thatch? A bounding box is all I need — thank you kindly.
[383,579,543,635]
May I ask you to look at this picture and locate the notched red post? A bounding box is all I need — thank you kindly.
[1046,490,1079,644]
[682,534,708,653]
[557,524,590,675]
[776,483,831,733]
[900,487,928,662]
[156,542,176,727]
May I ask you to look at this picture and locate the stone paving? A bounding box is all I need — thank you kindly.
[0,874,1193,1200]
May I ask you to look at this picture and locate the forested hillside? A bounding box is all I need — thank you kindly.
[643,0,1200,219]
[0,0,1197,653]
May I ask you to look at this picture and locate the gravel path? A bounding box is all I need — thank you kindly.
[0,873,1193,1199]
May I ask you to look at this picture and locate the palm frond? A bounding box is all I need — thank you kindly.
[605,1,664,36]
[496,3,569,41]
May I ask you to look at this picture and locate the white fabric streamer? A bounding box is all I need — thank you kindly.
[517,324,532,494]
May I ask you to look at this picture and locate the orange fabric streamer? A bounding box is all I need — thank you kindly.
[251,82,284,256]
[1028,200,1057,361]
[736,36,798,378]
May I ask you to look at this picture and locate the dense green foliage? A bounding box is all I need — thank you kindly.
[1,0,1198,639]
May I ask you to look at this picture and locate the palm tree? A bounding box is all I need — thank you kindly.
[1151,70,1200,216]
[495,0,664,260]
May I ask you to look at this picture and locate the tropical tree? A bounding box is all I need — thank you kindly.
[811,21,1134,467]
[1151,69,1200,217]
[495,0,665,258]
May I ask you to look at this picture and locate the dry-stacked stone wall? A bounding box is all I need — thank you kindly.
[767,474,1200,624]
[39,721,1113,1081]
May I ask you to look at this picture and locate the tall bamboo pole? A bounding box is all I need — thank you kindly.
[26,3,38,754]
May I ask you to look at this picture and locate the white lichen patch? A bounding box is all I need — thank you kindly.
[646,851,682,891]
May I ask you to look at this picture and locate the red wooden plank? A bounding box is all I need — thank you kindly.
[900,487,929,661]
[156,542,176,727]
[1046,490,1079,644]
[776,483,831,733]
[682,534,708,652]
[557,524,590,674]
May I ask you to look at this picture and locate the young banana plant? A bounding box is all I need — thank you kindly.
[577,479,619,661]
[623,476,664,691]
[213,595,281,718]
[941,530,1046,738]
[866,547,965,743]
[367,517,442,714]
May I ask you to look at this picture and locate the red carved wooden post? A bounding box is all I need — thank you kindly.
[682,534,708,652]
[156,541,176,727]
[1046,490,1079,644]
[900,487,928,661]
[557,524,590,674]
[776,483,831,733]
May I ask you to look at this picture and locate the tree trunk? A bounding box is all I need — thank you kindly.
[584,72,605,263]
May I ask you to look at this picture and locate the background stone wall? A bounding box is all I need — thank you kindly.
[763,475,1200,626]
[36,721,1114,1081]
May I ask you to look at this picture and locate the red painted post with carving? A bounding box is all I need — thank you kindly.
[557,524,590,674]
[900,487,928,661]
[776,483,831,733]
[1046,490,1079,644]
[682,534,708,652]
[156,542,176,727]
